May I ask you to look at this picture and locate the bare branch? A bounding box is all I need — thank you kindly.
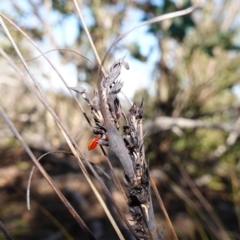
[144,116,240,135]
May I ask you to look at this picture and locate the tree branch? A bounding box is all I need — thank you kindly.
[144,116,240,135]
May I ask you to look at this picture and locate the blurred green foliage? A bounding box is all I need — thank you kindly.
[1,0,240,239]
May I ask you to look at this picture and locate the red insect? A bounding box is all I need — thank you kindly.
[88,137,100,150]
[88,135,108,151]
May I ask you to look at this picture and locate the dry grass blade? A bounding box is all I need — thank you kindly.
[72,0,107,77]
[21,48,99,67]
[0,106,96,240]
[27,150,73,211]
[27,149,112,211]
[0,221,14,240]
[150,177,179,240]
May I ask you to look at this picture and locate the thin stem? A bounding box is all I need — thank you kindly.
[0,222,14,240]
[27,150,73,210]
[150,176,179,240]
[72,0,107,77]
